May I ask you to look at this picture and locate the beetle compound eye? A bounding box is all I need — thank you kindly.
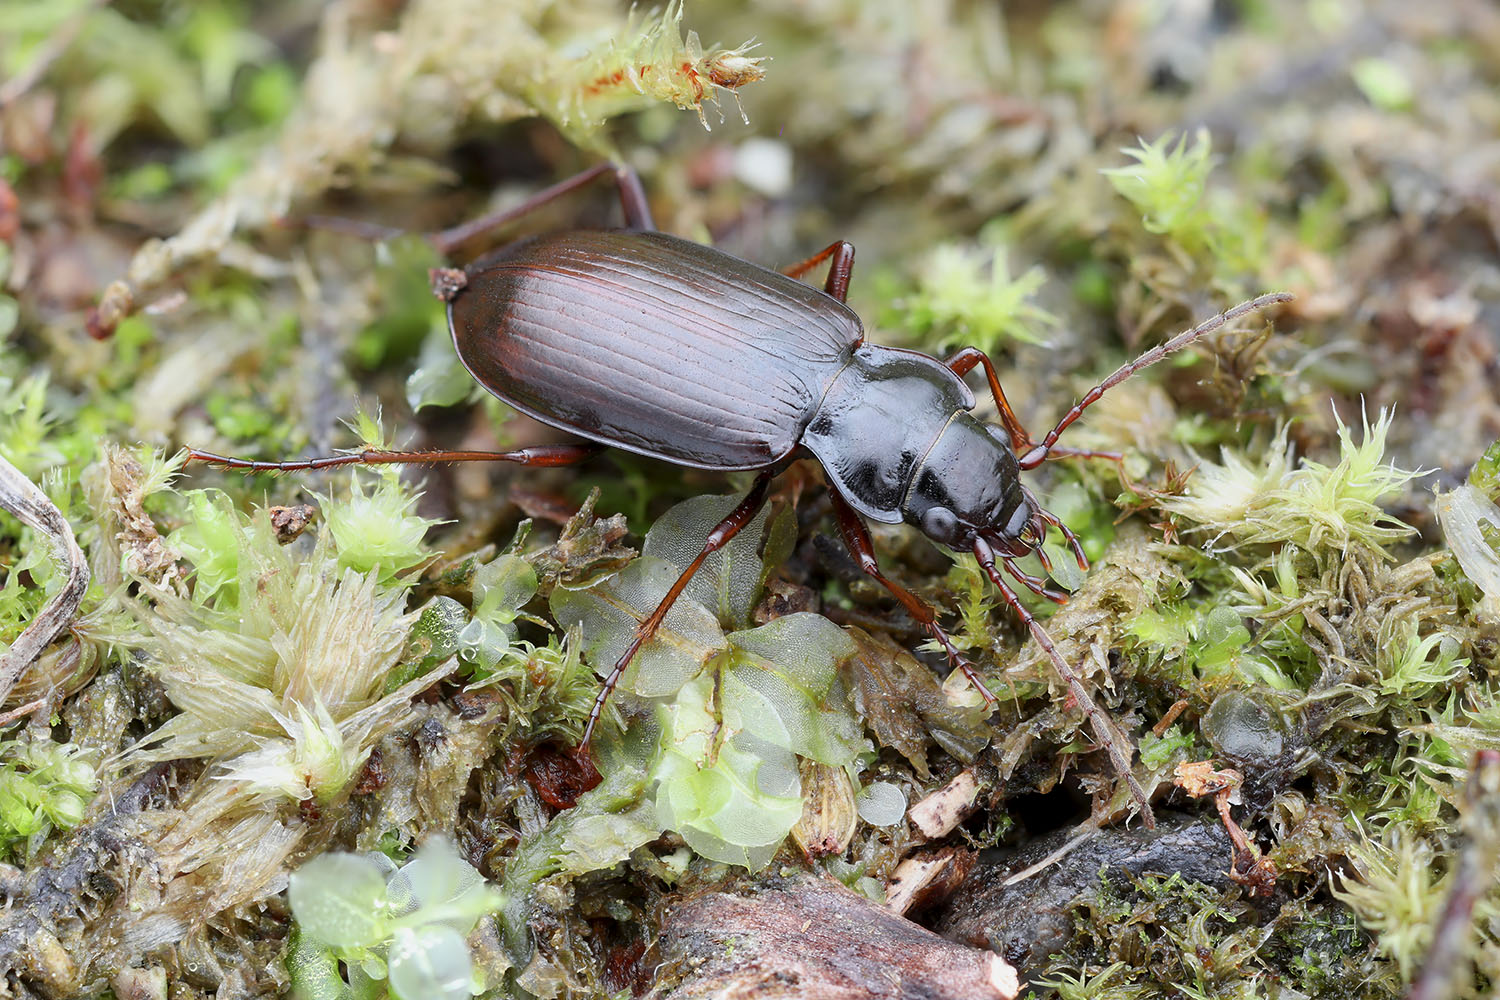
[921,506,960,543]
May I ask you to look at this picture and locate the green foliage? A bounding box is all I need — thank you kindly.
[121,480,432,807]
[352,239,446,370]
[1102,129,1266,281]
[0,374,62,478]
[167,490,243,604]
[1104,131,1217,251]
[288,839,503,1000]
[895,240,1058,354]
[1351,57,1415,112]
[0,739,97,859]
[1333,826,1445,984]
[551,493,865,869]
[456,555,539,676]
[0,519,58,648]
[1470,439,1500,498]
[406,326,481,413]
[1374,616,1466,699]
[1035,963,1150,1000]
[529,0,765,146]
[1126,597,1292,691]
[1137,725,1196,773]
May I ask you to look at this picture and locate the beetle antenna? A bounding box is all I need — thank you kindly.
[974,536,1157,828]
[1018,291,1292,469]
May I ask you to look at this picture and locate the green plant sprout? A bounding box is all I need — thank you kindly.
[119,470,447,806]
[0,738,97,859]
[1103,129,1266,282]
[1161,408,1423,557]
[1333,825,1445,984]
[1104,131,1216,251]
[897,240,1059,355]
[287,838,503,1000]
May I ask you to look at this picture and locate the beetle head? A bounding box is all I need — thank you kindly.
[902,413,1036,553]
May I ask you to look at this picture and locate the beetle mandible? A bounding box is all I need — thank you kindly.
[192,163,1290,824]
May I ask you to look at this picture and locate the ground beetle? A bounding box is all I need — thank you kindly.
[193,163,1289,823]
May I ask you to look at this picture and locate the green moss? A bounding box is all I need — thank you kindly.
[893,239,1059,354]
[0,738,97,859]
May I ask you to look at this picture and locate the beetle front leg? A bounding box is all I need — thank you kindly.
[829,492,998,707]
[782,241,856,302]
[974,536,1156,828]
[581,472,775,746]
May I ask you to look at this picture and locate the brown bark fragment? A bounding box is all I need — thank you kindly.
[907,768,981,840]
[650,873,1018,1000]
[884,846,977,917]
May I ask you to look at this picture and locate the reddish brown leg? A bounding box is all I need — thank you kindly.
[782,241,856,302]
[582,472,774,745]
[1018,292,1291,469]
[186,442,602,473]
[829,492,998,707]
[973,536,1156,828]
[430,162,654,254]
[297,163,655,256]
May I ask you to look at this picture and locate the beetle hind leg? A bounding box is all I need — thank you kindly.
[581,472,775,747]
[781,241,856,302]
[185,442,603,474]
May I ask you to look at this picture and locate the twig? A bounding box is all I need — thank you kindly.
[908,768,983,839]
[0,455,89,703]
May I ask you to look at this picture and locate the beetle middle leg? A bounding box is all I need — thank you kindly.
[582,471,775,746]
[781,241,856,302]
[829,492,998,707]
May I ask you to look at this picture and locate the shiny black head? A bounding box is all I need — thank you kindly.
[900,412,1044,555]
